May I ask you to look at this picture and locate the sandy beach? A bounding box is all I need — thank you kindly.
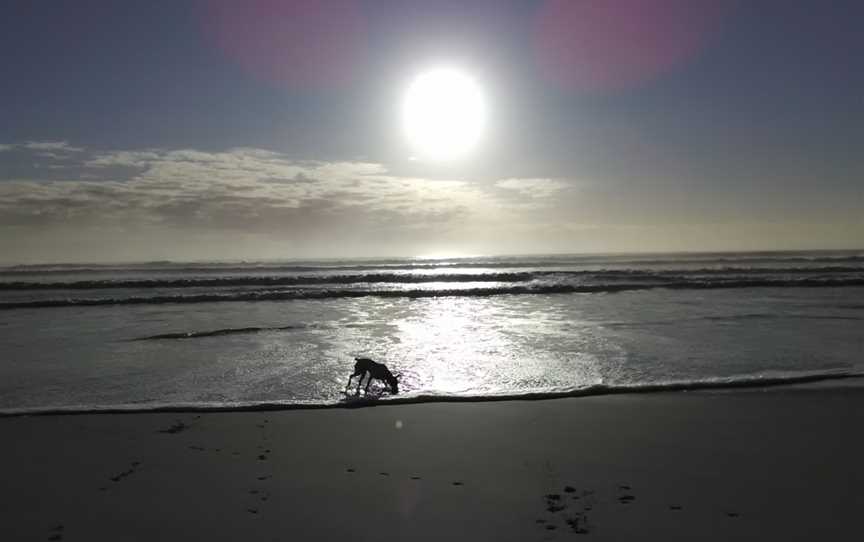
[2,386,862,541]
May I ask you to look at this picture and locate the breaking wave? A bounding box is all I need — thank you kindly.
[2,277,863,310]
[1,266,863,290]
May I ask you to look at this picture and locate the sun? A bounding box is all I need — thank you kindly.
[402,68,486,161]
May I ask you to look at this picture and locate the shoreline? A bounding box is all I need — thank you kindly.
[2,386,862,540]
[3,370,863,418]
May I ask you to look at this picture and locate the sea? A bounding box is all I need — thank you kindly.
[1,250,862,414]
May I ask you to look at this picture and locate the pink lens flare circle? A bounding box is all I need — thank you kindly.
[202,0,368,89]
[534,0,734,92]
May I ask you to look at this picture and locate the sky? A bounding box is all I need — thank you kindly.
[1,0,862,263]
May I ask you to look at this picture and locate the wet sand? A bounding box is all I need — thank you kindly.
[1,387,862,541]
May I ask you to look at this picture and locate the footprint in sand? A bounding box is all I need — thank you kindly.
[669,505,683,511]
[379,472,390,476]
[410,476,421,480]
[452,481,464,486]
[538,487,594,534]
[346,468,356,473]
[109,461,141,483]
[544,494,565,513]
[257,475,271,480]
[48,524,64,541]
[257,454,268,461]
[726,512,740,518]
[616,485,636,504]
[565,514,590,535]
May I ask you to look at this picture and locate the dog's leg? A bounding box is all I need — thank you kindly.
[365,376,373,393]
[345,370,361,392]
[355,372,365,395]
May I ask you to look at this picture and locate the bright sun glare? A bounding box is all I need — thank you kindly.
[402,68,486,161]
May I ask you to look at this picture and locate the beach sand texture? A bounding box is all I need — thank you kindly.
[2,387,862,541]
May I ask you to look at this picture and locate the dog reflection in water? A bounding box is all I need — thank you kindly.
[346,357,399,395]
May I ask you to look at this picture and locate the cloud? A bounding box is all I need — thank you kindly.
[1,142,624,261]
[22,141,85,152]
[0,141,86,159]
[0,145,494,238]
[2,141,859,262]
[495,177,569,198]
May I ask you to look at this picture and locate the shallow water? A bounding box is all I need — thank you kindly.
[1,252,862,411]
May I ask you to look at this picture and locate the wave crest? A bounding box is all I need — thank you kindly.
[2,277,864,310]
[2,265,863,291]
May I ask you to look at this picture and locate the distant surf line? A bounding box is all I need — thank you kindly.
[1,251,862,276]
[2,278,864,310]
[2,266,863,291]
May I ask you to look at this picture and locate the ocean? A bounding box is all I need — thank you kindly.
[1,250,862,414]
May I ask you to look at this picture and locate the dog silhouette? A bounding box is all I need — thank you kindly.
[346,357,399,394]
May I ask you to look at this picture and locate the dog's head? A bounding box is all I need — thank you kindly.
[386,373,399,394]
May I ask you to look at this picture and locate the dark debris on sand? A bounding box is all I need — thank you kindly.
[158,420,190,434]
[109,461,142,483]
